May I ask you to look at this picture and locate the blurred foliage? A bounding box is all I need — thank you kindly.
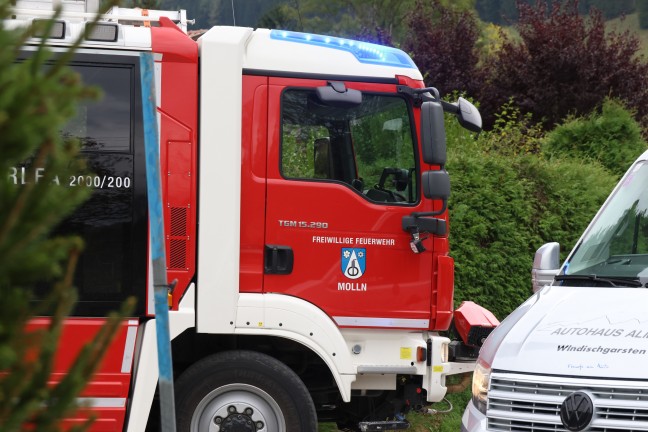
[163,0,648,137]
[475,22,506,63]
[479,99,544,155]
[0,1,132,430]
[161,0,286,29]
[402,0,481,98]
[257,0,418,43]
[0,6,93,289]
[577,0,636,19]
[446,105,619,320]
[476,1,648,130]
[475,0,518,24]
[639,0,648,30]
[126,0,160,8]
[542,99,647,177]
[475,0,636,25]
[256,2,304,33]
[300,0,415,42]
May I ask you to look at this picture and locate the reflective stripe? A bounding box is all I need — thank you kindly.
[333,316,429,328]
[357,365,418,374]
[77,397,127,408]
[155,60,162,108]
[121,324,138,373]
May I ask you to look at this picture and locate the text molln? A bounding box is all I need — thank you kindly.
[338,282,367,291]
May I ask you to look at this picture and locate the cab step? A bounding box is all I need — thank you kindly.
[358,420,410,431]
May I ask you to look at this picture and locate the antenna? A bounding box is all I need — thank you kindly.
[231,0,236,25]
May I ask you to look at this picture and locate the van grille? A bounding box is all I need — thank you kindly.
[487,372,648,431]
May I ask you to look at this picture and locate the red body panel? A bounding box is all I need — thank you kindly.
[26,318,138,431]
[434,254,455,331]
[240,75,269,292]
[152,20,199,310]
[454,301,500,347]
[396,75,454,330]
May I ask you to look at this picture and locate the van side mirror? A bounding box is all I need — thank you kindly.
[532,242,560,293]
[420,100,446,165]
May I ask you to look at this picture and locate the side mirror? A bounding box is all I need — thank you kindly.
[422,169,450,202]
[420,100,446,165]
[532,242,560,293]
[401,169,450,239]
[456,97,482,133]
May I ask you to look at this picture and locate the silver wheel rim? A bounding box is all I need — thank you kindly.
[190,383,286,432]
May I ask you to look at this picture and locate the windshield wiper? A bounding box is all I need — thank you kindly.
[555,274,643,288]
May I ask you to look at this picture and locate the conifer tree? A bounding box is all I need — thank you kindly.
[0,1,130,430]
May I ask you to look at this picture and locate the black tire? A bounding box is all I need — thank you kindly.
[175,350,318,432]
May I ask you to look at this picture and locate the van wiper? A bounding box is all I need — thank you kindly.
[555,274,643,287]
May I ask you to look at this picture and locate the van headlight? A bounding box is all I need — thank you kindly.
[471,358,491,414]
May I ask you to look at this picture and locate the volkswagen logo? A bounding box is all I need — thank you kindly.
[560,391,594,431]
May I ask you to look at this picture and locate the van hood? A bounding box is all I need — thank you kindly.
[488,285,648,379]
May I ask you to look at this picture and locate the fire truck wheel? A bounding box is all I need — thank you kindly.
[175,350,318,432]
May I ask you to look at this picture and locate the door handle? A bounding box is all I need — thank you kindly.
[264,245,294,275]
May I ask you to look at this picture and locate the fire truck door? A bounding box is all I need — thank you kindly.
[264,79,435,329]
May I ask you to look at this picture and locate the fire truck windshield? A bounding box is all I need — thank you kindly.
[281,89,418,204]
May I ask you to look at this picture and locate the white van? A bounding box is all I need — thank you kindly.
[462,149,648,432]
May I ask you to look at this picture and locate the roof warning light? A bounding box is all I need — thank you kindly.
[270,29,416,69]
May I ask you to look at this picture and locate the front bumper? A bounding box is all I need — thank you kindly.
[461,399,488,432]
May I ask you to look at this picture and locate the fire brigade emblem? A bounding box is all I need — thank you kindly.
[341,248,365,280]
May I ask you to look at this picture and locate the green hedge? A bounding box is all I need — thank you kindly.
[446,127,618,319]
[542,99,646,178]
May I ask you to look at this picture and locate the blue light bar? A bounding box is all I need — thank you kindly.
[270,30,416,69]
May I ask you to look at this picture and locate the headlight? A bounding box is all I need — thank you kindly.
[471,358,491,414]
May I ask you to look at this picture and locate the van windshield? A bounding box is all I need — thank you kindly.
[564,160,648,285]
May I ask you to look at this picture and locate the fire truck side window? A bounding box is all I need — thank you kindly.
[281,89,418,204]
[62,66,131,152]
[34,54,147,317]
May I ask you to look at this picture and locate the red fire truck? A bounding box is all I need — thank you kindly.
[9,1,497,430]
